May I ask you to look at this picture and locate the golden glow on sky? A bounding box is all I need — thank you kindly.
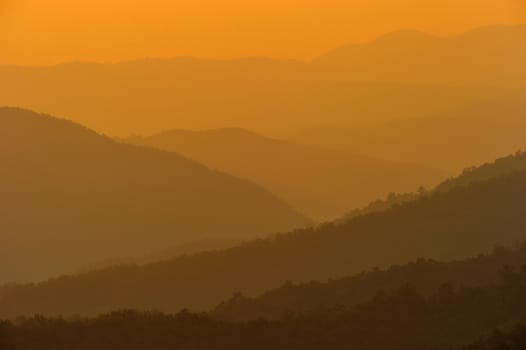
[0,0,525,65]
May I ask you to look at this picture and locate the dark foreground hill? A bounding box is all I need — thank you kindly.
[462,323,526,350]
[1,170,525,318]
[0,107,309,283]
[212,244,526,321]
[129,128,446,220]
[2,266,526,350]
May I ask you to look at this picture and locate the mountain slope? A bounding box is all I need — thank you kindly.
[436,151,526,193]
[2,266,526,350]
[312,24,526,87]
[1,169,525,318]
[341,150,526,222]
[128,128,446,220]
[0,107,309,283]
[294,100,526,172]
[212,244,526,322]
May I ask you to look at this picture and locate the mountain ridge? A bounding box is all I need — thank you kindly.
[0,107,310,284]
[1,24,525,136]
[129,127,447,220]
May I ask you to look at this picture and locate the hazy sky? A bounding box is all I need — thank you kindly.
[1,0,525,65]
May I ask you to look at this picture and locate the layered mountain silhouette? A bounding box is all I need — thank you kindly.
[0,25,524,136]
[313,24,526,87]
[0,108,309,283]
[1,158,524,318]
[3,265,526,350]
[294,100,526,172]
[436,150,526,192]
[342,150,526,221]
[212,244,526,322]
[128,128,446,220]
[78,238,242,273]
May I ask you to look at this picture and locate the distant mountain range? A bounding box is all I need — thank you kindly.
[1,151,525,318]
[312,24,526,86]
[0,108,309,284]
[128,128,446,220]
[293,100,526,172]
[0,25,524,136]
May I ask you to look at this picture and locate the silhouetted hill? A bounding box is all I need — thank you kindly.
[1,170,525,318]
[0,25,524,136]
[436,151,526,193]
[341,150,526,222]
[313,24,526,87]
[341,191,423,222]
[78,238,242,273]
[128,128,446,220]
[211,244,526,322]
[294,101,526,172]
[0,107,309,283]
[2,267,526,350]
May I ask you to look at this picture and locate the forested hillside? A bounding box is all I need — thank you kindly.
[436,151,526,192]
[1,171,524,318]
[3,5,525,349]
[2,266,526,350]
[212,244,526,321]
[461,324,526,350]
[342,150,526,221]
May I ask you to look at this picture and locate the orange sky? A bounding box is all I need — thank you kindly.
[0,0,525,65]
